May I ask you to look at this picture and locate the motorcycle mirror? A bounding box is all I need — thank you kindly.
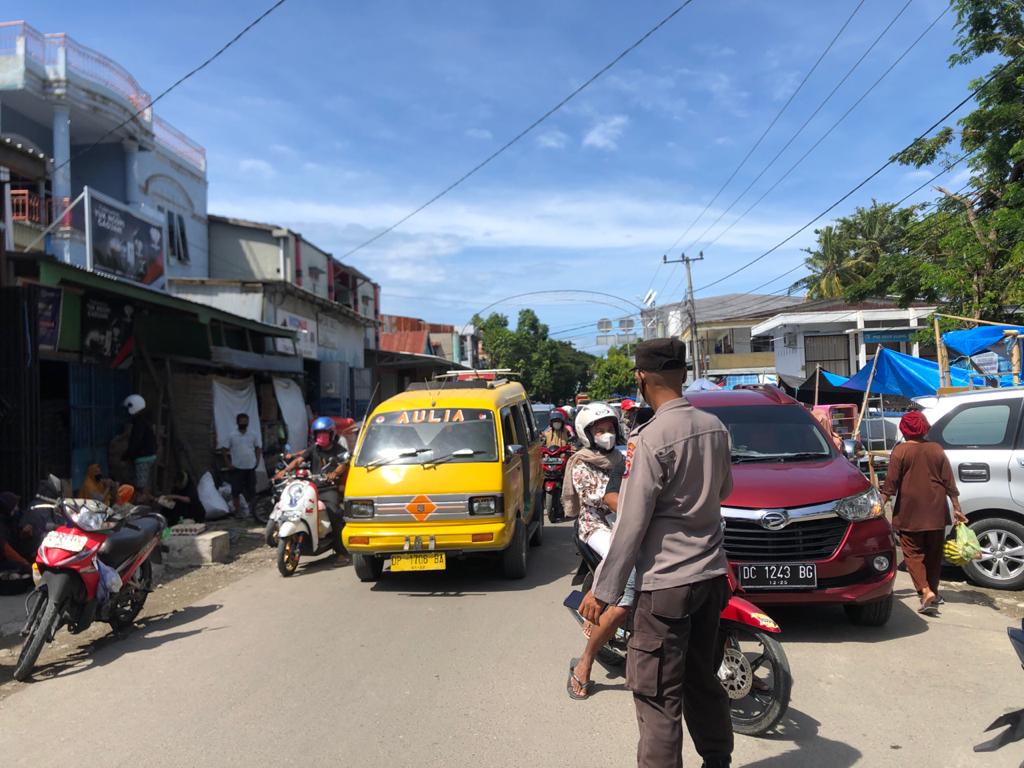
[47,474,62,496]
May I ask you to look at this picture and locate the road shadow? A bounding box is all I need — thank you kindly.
[767,598,929,644]
[369,520,582,597]
[0,603,222,685]
[741,707,862,767]
[292,552,352,576]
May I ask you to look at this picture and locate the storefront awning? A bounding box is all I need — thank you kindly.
[367,348,469,370]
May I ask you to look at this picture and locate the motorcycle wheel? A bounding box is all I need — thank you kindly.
[544,495,561,528]
[13,596,61,682]
[277,535,302,577]
[719,622,792,737]
[109,559,153,632]
[252,495,274,525]
[264,518,278,548]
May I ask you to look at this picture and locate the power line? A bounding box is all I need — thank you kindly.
[661,0,866,263]
[54,0,288,175]
[340,0,698,260]
[683,54,1018,297]
[684,3,951,268]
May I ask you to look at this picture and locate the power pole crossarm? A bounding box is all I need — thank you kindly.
[662,251,704,380]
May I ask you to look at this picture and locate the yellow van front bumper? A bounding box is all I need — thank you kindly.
[343,518,515,554]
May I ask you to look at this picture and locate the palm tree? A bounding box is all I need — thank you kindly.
[790,226,865,299]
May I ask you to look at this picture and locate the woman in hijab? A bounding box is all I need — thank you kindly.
[78,464,113,505]
[881,411,966,614]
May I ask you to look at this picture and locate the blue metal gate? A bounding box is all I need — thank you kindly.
[68,364,131,489]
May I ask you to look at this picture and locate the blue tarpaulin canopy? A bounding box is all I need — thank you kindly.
[942,325,1024,357]
[821,370,849,386]
[841,347,982,397]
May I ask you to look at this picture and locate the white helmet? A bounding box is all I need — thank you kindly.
[123,394,146,415]
[575,402,623,449]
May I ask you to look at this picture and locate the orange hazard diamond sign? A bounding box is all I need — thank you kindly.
[405,494,437,521]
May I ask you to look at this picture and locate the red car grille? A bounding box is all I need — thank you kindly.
[724,516,849,562]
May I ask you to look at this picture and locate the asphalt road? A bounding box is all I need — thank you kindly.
[1,522,1022,767]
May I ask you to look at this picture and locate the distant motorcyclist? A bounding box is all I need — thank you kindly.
[275,417,351,534]
[543,408,574,448]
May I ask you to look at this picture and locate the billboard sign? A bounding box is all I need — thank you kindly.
[86,187,166,290]
[275,310,318,359]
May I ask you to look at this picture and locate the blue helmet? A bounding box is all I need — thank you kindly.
[311,416,335,435]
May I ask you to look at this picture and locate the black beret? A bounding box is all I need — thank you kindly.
[634,337,687,372]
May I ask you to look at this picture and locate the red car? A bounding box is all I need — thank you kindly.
[689,386,896,626]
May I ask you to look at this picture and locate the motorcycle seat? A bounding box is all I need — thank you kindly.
[99,514,163,569]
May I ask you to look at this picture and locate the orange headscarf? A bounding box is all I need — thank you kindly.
[78,464,111,505]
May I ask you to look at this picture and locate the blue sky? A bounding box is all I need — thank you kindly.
[25,0,987,351]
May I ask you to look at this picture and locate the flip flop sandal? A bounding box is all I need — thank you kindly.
[567,658,594,700]
[918,600,939,615]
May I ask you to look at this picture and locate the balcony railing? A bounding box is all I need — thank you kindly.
[10,188,51,227]
[1,21,206,174]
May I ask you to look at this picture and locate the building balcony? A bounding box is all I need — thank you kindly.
[0,20,206,174]
[10,187,51,226]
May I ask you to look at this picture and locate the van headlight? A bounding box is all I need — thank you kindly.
[469,496,502,516]
[346,500,375,519]
[835,488,883,522]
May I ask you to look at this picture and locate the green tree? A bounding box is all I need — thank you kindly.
[852,0,1024,320]
[471,310,594,402]
[589,347,636,400]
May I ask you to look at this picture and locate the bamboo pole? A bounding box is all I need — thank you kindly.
[853,346,882,439]
[933,315,949,389]
[814,364,821,408]
[934,312,1023,328]
[1007,331,1022,387]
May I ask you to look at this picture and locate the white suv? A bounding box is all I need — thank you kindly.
[915,388,1024,590]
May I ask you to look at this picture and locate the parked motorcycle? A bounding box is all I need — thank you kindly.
[974,619,1024,759]
[14,476,166,682]
[267,458,347,577]
[568,527,792,736]
[541,444,572,523]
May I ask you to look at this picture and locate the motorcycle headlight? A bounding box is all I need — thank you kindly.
[346,500,375,519]
[834,487,883,522]
[469,496,502,516]
[70,507,113,532]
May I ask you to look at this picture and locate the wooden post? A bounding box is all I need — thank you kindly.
[1007,330,1022,387]
[933,315,950,389]
[853,347,881,439]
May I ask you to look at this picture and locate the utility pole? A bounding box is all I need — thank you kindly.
[662,251,704,380]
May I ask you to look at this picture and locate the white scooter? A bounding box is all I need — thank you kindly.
[269,458,347,577]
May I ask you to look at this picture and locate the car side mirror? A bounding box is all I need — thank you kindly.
[506,444,526,460]
[842,439,858,460]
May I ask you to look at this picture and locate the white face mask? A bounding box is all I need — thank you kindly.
[594,433,616,451]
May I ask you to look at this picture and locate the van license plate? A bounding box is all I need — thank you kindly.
[390,553,446,572]
[738,563,817,590]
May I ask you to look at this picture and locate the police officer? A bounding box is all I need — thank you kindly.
[580,337,734,768]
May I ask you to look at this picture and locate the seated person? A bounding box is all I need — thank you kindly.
[78,464,114,506]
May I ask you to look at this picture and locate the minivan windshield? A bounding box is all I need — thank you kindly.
[356,408,499,467]
[699,405,833,462]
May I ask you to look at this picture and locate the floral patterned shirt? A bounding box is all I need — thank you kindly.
[572,461,614,542]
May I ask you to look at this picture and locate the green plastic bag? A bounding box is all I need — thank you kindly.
[956,523,983,561]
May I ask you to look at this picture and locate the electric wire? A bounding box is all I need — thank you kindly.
[340,0,699,260]
[53,0,288,175]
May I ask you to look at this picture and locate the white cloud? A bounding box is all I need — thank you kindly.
[536,129,569,149]
[714,136,734,146]
[582,115,629,151]
[269,143,296,156]
[238,158,275,179]
[465,127,493,140]
[605,70,689,119]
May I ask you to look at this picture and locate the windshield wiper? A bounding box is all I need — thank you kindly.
[365,448,432,471]
[423,448,480,467]
[731,451,829,464]
[775,452,830,461]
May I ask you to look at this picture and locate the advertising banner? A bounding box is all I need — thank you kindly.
[81,295,135,368]
[37,286,63,351]
[275,310,317,359]
[86,188,166,290]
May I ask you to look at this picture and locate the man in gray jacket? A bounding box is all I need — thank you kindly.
[580,337,734,768]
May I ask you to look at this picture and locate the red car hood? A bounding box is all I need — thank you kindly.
[724,457,869,509]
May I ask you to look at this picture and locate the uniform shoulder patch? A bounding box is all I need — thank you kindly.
[623,440,636,479]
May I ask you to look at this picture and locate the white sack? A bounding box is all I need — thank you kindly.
[273,377,309,452]
[198,472,231,520]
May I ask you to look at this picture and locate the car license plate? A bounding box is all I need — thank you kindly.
[390,552,446,572]
[41,531,88,553]
[738,563,817,590]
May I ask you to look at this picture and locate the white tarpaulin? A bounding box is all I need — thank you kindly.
[273,377,308,451]
[212,377,268,492]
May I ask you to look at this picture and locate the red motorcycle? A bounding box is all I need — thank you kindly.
[541,444,573,523]
[569,532,792,736]
[14,477,166,682]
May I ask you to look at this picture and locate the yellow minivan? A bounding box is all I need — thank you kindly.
[342,375,544,581]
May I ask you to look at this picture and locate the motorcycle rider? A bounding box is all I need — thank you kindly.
[543,408,574,448]
[563,403,633,700]
[275,417,350,540]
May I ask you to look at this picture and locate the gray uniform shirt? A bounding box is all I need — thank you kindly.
[592,397,733,604]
